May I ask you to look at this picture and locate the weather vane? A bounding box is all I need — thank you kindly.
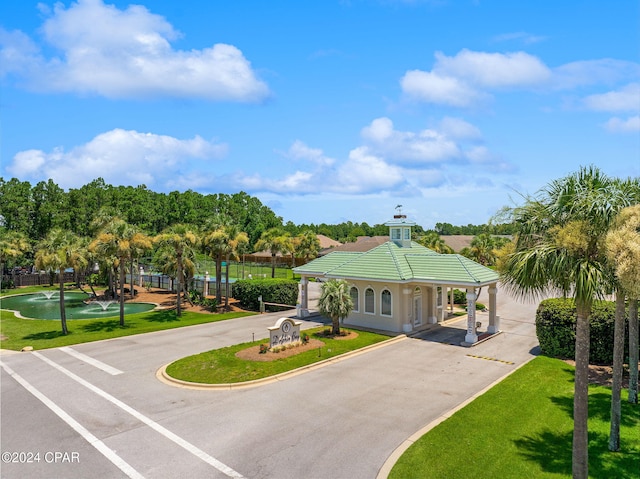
[395,204,403,215]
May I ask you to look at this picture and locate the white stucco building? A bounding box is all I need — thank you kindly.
[293,215,501,345]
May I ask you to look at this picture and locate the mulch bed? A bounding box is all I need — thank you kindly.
[236,339,326,362]
[235,331,360,362]
[564,360,638,388]
[128,288,245,313]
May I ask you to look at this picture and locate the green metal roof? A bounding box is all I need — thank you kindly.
[293,251,361,274]
[294,241,499,286]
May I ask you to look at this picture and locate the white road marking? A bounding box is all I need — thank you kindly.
[0,360,144,479]
[59,347,123,375]
[31,351,245,479]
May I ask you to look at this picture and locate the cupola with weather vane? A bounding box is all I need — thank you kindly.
[385,205,416,248]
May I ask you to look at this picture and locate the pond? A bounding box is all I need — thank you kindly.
[1,292,156,320]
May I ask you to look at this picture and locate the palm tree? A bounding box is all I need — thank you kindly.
[501,166,634,479]
[152,245,196,291]
[34,229,86,335]
[202,227,229,305]
[202,225,248,308]
[154,224,199,317]
[606,204,640,411]
[464,233,505,266]
[292,230,321,268]
[90,219,152,326]
[255,228,293,278]
[318,279,353,336]
[417,231,454,254]
[225,227,249,308]
[0,230,31,289]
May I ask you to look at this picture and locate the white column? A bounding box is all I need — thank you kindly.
[298,276,309,317]
[449,288,454,313]
[204,272,210,296]
[437,285,445,322]
[465,288,478,344]
[427,286,437,324]
[487,284,500,334]
[138,266,144,287]
[402,287,412,332]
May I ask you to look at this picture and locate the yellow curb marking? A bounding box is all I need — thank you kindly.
[466,354,514,365]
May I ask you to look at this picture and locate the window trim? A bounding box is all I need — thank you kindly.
[350,286,359,312]
[364,287,375,314]
[381,288,392,316]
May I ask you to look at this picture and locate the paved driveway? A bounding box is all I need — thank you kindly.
[1,284,540,479]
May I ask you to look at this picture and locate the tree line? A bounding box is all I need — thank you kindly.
[1,176,513,249]
[0,177,282,245]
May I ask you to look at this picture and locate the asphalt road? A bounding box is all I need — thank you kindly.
[1,284,541,479]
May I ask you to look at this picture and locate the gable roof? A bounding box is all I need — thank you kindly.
[319,235,389,255]
[317,234,342,249]
[294,240,499,286]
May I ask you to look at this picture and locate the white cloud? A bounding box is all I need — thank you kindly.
[285,140,335,167]
[401,49,550,107]
[1,0,269,101]
[401,49,640,113]
[361,117,461,164]
[552,59,640,90]
[7,129,228,189]
[334,147,405,193]
[438,117,482,140]
[583,83,640,112]
[0,28,41,77]
[604,116,640,133]
[400,70,483,107]
[433,49,551,88]
[492,32,547,45]
[231,142,407,196]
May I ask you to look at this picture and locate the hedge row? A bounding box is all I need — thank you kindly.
[536,298,632,365]
[232,278,299,312]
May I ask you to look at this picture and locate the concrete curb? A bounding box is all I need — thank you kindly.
[157,334,408,391]
[375,354,537,479]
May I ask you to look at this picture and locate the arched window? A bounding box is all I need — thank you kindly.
[365,287,375,314]
[381,289,392,316]
[350,286,359,312]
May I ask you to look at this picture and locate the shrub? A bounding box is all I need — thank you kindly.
[453,289,467,305]
[187,289,218,310]
[464,302,486,311]
[535,298,629,365]
[232,278,298,312]
[259,344,269,354]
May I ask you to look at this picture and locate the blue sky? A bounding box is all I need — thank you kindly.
[1,0,638,228]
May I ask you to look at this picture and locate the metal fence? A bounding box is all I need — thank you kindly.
[132,273,234,296]
[1,271,88,288]
[2,263,289,296]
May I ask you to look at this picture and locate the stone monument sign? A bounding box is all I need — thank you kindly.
[268,318,302,348]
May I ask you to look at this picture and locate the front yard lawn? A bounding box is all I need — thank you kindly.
[0,286,254,350]
[165,327,391,384]
[389,356,640,479]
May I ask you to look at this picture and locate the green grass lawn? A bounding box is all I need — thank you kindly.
[165,327,391,384]
[0,286,254,351]
[389,356,640,479]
